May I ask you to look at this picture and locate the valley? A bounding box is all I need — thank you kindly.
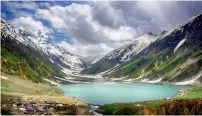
[1,73,202,115]
[1,3,202,115]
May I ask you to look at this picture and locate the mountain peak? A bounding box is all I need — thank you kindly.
[180,13,202,29]
[186,13,202,23]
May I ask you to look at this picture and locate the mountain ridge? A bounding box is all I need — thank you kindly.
[1,19,91,71]
[1,18,91,82]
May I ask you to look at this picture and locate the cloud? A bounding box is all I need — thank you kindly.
[3,1,202,57]
[110,1,202,35]
[14,11,34,18]
[59,41,120,57]
[34,1,202,56]
[3,1,39,12]
[92,2,125,28]
[39,2,52,8]
[11,17,51,34]
[35,3,137,45]
[35,8,67,29]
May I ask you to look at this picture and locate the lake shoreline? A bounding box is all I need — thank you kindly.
[59,82,187,105]
[58,81,194,115]
[95,86,202,115]
[57,74,201,87]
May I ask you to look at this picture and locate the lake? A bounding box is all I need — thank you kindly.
[59,83,187,105]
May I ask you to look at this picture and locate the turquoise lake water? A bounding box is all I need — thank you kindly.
[59,83,187,105]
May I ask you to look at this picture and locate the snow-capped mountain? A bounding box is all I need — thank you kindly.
[1,19,90,71]
[103,13,202,84]
[105,33,158,62]
[82,33,159,74]
[82,13,202,86]
[141,13,202,55]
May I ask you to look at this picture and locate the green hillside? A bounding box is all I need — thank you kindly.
[1,34,65,83]
[106,47,202,82]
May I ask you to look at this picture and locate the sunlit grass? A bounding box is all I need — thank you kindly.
[175,87,202,99]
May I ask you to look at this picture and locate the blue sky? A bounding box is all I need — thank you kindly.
[1,1,202,56]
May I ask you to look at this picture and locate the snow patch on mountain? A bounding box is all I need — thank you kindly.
[147,77,163,83]
[104,33,159,62]
[174,38,186,53]
[121,34,158,61]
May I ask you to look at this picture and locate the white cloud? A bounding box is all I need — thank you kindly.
[59,41,114,57]
[35,8,67,29]
[7,1,201,57]
[35,3,137,56]
[39,2,52,8]
[35,3,137,43]
[11,17,51,34]
[110,1,202,35]
[14,11,34,18]
[3,1,39,12]
[92,2,125,28]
